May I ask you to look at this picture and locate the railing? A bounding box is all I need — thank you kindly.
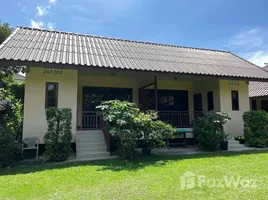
[82,111,203,129]
[82,111,102,129]
[158,111,203,128]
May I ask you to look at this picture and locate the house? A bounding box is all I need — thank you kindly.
[249,65,268,111]
[1,26,268,159]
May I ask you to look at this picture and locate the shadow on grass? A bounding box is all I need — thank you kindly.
[1,150,268,176]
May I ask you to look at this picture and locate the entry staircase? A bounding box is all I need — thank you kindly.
[76,130,111,161]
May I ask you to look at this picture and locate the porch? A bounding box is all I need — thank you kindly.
[76,69,220,130]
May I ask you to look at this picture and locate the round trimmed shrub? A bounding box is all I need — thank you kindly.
[243,110,268,148]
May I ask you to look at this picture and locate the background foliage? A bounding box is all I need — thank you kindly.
[0,125,21,167]
[243,110,268,148]
[0,21,24,166]
[44,108,73,162]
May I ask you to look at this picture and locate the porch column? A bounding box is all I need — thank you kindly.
[154,75,158,111]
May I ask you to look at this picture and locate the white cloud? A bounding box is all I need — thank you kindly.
[49,0,57,5]
[30,20,44,29]
[228,27,263,48]
[248,51,268,67]
[48,22,56,30]
[36,6,48,16]
[30,0,57,30]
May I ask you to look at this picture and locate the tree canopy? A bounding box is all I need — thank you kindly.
[0,21,24,89]
[0,20,14,44]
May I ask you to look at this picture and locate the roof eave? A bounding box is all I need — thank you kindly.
[1,59,268,82]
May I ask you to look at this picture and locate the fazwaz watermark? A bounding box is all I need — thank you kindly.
[180,172,258,190]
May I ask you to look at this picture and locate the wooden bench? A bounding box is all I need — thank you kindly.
[167,128,192,148]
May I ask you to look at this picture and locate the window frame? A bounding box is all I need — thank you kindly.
[231,90,239,111]
[45,82,58,108]
[207,91,214,111]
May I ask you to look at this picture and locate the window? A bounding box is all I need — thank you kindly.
[207,91,214,111]
[45,83,58,108]
[231,90,239,111]
[148,90,189,111]
[261,100,268,112]
[251,100,257,110]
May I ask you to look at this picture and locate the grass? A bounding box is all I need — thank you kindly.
[1,151,268,200]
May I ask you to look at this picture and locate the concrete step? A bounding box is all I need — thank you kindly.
[77,130,103,135]
[76,134,104,139]
[76,130,103,136]
[76,146,107,154]
[75,129,110,161]
[76,142,106,148]
[76,138,105,143]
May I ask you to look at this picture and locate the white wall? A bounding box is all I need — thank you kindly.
[219,80,249,136]
[23,67,78,143]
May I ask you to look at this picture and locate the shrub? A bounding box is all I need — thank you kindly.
[193,112,230,151]
[0,90,23,141]
[44,108,72,162]
[135,111,175,149]
[97,100,175,159]
[243,110,268,148]
[0,125,21,167]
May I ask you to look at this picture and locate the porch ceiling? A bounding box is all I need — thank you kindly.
[1,26,268,81]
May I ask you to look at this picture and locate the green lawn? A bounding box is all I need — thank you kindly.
[1,151,268,200]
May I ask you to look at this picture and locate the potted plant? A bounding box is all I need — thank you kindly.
[140,132,156,156]
[220,133,231,150]
[238,136,245,144]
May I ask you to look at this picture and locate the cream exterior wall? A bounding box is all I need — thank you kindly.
[23,67,78,143]
[219,80,249,136]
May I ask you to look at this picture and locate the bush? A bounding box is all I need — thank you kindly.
[243,110,268,148]
[0,90,23,141]
[44,108,72,162]
[135,111,175,149]
[193,112,230,151]
[0,125,21,167]
[97,100,175,159]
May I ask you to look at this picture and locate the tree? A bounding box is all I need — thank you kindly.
[0,21,24,140]
[97,100,175,159]
[0,20,13,44]
[0,21,25,89]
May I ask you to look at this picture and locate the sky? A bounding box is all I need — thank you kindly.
[1,0,268,67]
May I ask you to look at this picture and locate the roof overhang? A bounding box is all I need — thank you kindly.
[1,59,268,82]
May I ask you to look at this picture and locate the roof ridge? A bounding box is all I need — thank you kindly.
[17,26,230,53]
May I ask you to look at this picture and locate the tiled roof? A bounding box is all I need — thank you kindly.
[1,26,268,80]
[249,66,268,97]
